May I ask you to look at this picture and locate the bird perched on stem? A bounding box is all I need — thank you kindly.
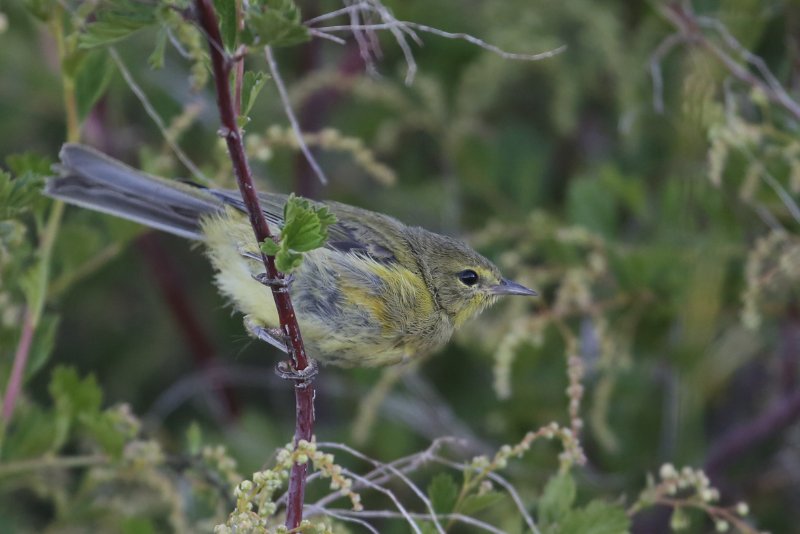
[46,144,536,367]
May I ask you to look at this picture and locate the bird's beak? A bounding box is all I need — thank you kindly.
[490,278,538,297]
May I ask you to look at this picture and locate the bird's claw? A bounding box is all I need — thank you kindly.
[243,316,289,354]
[252,273,295,292]
[275,358,319,387]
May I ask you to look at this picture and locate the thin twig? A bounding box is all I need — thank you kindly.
[1,310,35,422]
[649,33,687,113]
[305,505,380,533]
[0,453,109,478]
[658,2,800,122]
[429,455,541,534]
[108,48,210,183]
[193,2,316,529]
[311,22,566,61]
[310,508,508,534]
[264,46,329,185]
[319,442,446,534]
[304,3,369,26]
[304,1,564,85]
[308,29,347,45]
[340,467,423,534]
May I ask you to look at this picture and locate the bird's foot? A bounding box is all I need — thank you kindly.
[243,315,289,354]
[275,358,319,388]
[252,273,295,292]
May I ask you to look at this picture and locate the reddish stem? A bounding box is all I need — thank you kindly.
[2,310,35,421]
[194,1,315,528]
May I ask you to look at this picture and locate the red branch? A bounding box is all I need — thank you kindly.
[194,1,315,528]
[2,310,35,421]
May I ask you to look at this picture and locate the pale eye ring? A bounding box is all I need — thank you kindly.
[458,269,479,286]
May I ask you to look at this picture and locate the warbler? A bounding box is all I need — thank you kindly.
[46,144,536,367]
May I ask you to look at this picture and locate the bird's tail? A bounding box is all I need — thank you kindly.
[45,144,224,240]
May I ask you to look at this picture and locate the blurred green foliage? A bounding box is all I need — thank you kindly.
[1,0,799,532]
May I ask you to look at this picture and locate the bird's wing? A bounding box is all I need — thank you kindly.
[210,189,409,264]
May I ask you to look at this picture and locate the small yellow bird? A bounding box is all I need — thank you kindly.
[46,144,536,367]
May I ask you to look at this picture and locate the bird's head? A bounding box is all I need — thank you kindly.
[413,231,537,327]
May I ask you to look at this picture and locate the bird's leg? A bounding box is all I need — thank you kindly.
[243,316,318,386]
[275,358,319,387]
[243,315,289,353]
[252,272,295,293]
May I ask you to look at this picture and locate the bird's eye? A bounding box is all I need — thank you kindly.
[458,269,479,287]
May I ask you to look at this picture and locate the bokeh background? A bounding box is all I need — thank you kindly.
[1,0,800,532]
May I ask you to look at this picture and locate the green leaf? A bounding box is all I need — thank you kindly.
[244,0,310,47]
[259,194,337,273]
[428,473,458,514]
[50,366,102,417]
[6,152,53,176]
[260,239,281,256]
[282,197,337,251]
[1,404,59,459]
[0,170,44,220]
[559,500,631,534]
[0,152,51,220]
[82,410,126,457]
[48,366,102,449]
[214,0,238,51]
[75,50,115,120]
[275,250,303,273]
[459,491,504,515]
[538,473,576,526]
[79,0,158,48]
[240,70,269,119]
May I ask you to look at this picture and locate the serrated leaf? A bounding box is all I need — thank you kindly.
[48,367,102,450]
[261,195,337,273]
[1,152,50,220]
[275,250,303,273]
[282,195,337,252]
[0,170,44,220]
[559,500,630,534]
[75,50,115,120]
[214,0,238,51]
[244,0,310,47]
[459,491,504,515]
[260,238,281,255]
[82,410,126,457]
[538,473,576,526]
[241,70,269,119]
[49,366,102,418]
[428,473,458,514]
[79,0,158,48]
[6,152,53,176]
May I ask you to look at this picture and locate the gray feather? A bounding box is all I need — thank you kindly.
[46,144,224,240]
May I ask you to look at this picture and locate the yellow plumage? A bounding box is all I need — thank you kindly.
[46,144,537,367]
